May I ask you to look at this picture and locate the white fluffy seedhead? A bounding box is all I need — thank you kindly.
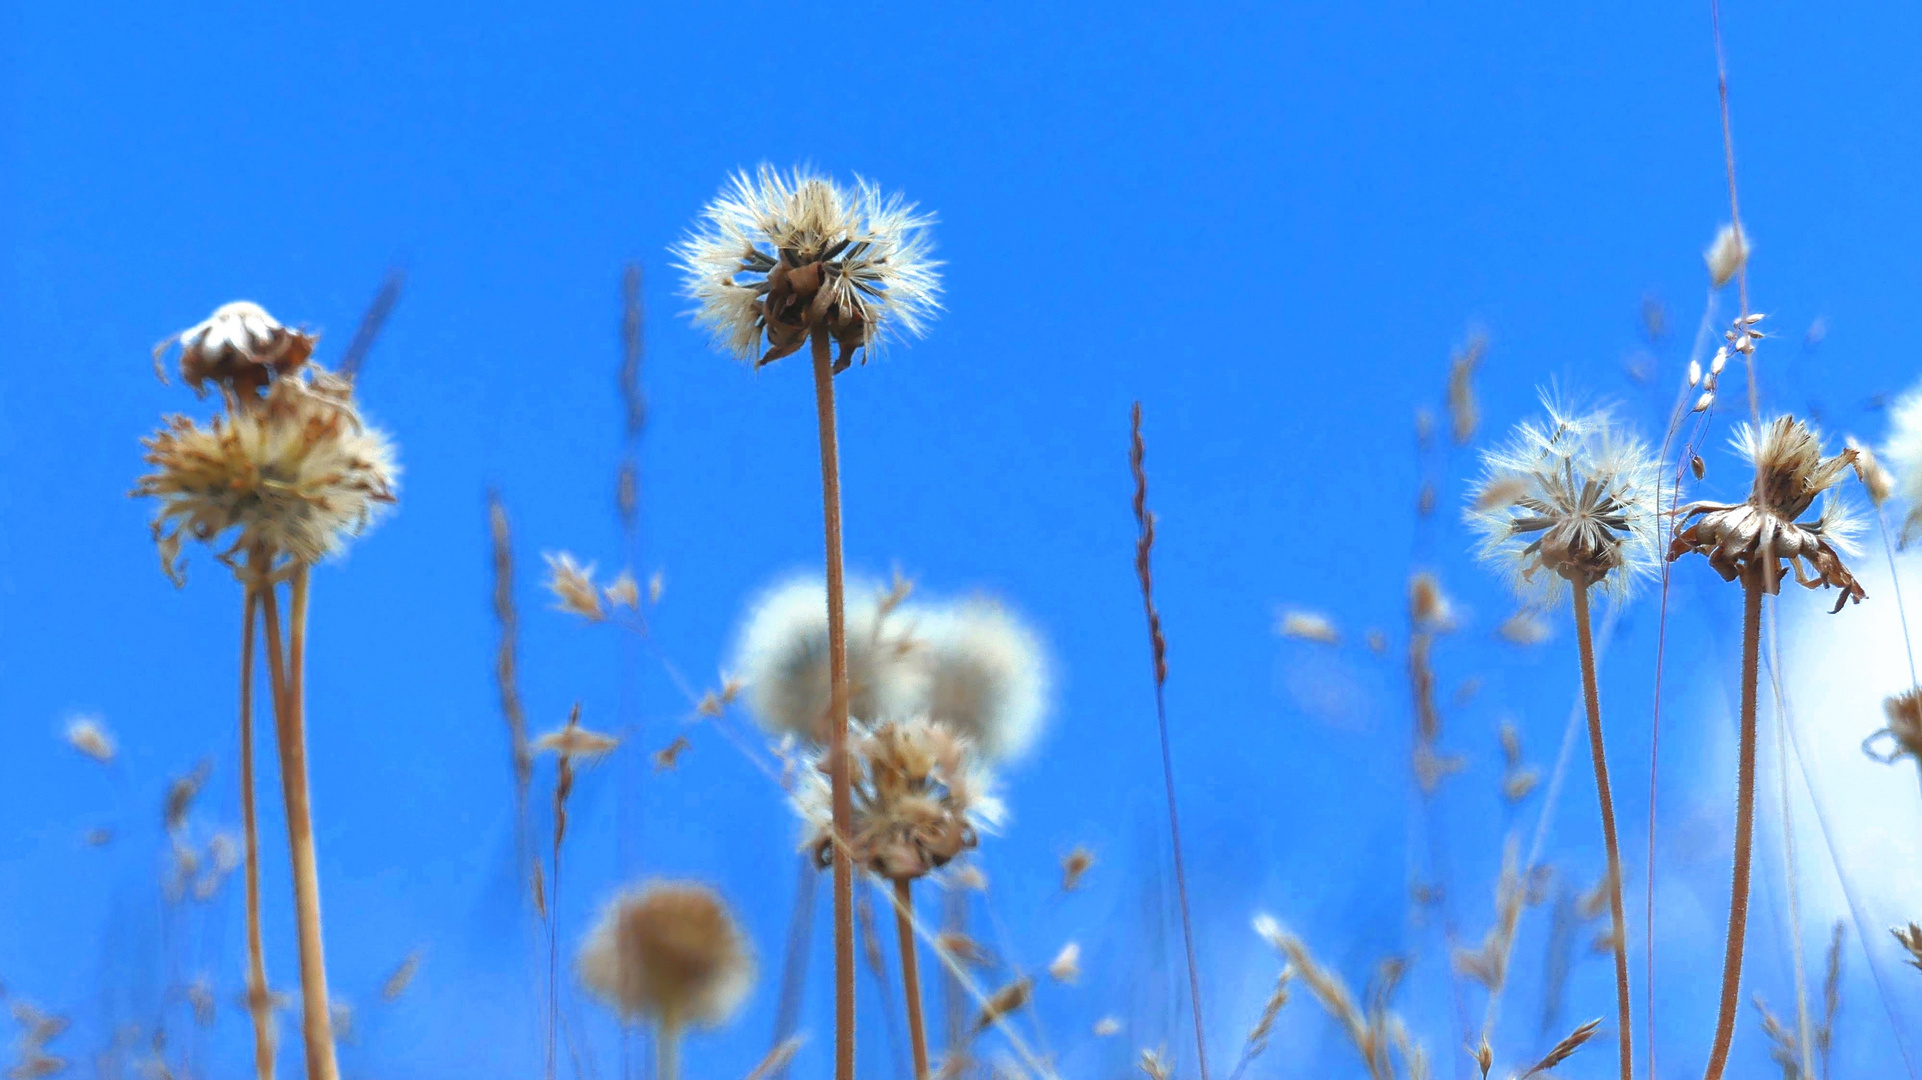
[915,599,1049,762]
[734,576,923,742]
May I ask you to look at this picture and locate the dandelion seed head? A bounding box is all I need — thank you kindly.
[675,165,943,369]
[137,372,397,574]
[917,599,1048,762]
[577,881,754,1030]
[734,576,923,742]
[1466,396,1661,606]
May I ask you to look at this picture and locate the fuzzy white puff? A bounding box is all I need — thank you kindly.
[733,576,924,741]
[1883,385,1922,539]
[914,599,1049,762]
[673,164,943,361]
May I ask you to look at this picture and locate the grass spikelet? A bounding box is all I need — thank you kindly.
[62,717,115,764]
[971,976,1033,1034]
[1045,942,1080,984]
[1517,1017,1600,1079]
[1448,332,1487,445]
[1278,610,1340,644]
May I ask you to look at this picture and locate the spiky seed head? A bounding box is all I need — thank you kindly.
[577,881,755,1031]
[917,599,1048,762]
[1670,415,1866,610]
[798,719,999,881]
[158,301,317,399]
[675,165,943,370]
[1467,398,1661,606]
[1706,224,1749,288]
[136,371,397,576]
[734,576,923,742]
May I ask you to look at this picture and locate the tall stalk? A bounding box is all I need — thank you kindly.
[261,566,340,1080]
[1571,582,1631,1080]
[893,879,930,1080]
[1702,578,1762,1080]
[238,568,275,1080]
[808,329,857,1080]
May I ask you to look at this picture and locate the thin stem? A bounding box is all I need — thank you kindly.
[1702,578,1762,1080]
[656,1022,680,1080]
[894,879,930,1080]
[1572,583,1632,1080]
[768,856,817,1079]
[809,329,857,1080]
[263,566,340,1080]
[239,569,275,1080]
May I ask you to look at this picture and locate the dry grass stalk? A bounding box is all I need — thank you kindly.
[895,879,933,1078]
[1129,402,1210,1079]
[1253,916,1425,1080]
[236,576,275,1080]
[1139,1048,1172,1079]
[1448,333,1487,445]
[1226,964,1292,1080]
[854,889,912,1080]
[745,1037,804,1080]
[1752,995,1802,1079]
[488,491,535,892]
[1517,1017,1599,1079]
[1819,922,1843,1079]
[1453,840,1533,995]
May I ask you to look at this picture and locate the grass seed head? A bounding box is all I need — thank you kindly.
[1706,223,1749,288]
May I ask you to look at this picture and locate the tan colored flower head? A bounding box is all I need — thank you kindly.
[799,719,999,881]
[157,301,316,399]
[577,881,755,1031]
[1467,399,1661,605]
[1669,416,1865,610]
[675,165,942,371]
[137,370,397,576]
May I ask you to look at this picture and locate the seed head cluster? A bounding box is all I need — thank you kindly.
[798,718,1000,882]
[675,165,942,370]
[1669,416,1865,610]
[1467,399,1661,605]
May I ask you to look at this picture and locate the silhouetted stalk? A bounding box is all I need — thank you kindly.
[809,328,857,1080]
[1571,581,1631,1080]
[1702,577,1761,1080]
[238,558,275,1080]
[894,879,930,1080]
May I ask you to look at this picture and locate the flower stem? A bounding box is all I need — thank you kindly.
[1572,582,1632,1080]
[809,328,857,1080]
[261,566,340,1080]
[657,1022,681,1080]
[893,878,930,1080]
[1702,578,1762,1080]
[239,569,275,1080]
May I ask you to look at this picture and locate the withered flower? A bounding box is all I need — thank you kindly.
[157,301,316,399]
[799,719,999,881]
[137,368,397,574]
[675,165,942,371]
[1669,416,1866,611]
[1467,399,1661,605]
[577,881,755,1031]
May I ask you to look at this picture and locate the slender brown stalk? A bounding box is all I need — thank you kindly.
[238,567,275,1080]
[262,566,340,1080]
[1702,578,1762,1080]
[894,879,930,1080]
[808,328,857,1080]
[1571,582,1631,1080]
[1129,402,1211,1080]
[657,1022,681,1080]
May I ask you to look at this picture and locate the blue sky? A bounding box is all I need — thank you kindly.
[6,2,1922,1078]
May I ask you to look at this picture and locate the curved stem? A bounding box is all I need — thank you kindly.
[1702,578,1762,1080]
[809,329,857,1080]
[1573,583,1632,1080]
[239,568,275,1080]
[263,566,340,1080]
[894,879,930,1080]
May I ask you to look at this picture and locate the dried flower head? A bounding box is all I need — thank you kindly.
[918,599,1048,761]
[1706,223,1749,288]
[1670,416,1866,611]
[1864,688,1922,769]
[675,165,942,370]
[799,719,999,881]
[735,576,922,741]
[1467,399,1661,605]
[1881,385,1922,541]
[137,370,397,574]
[157,301,316,398]
[64,716,115,764]
[577,880,755,1030]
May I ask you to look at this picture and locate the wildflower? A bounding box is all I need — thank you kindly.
[157,301,316,399]
[1670,416,1866,610]
[1467,400,1661,605]
[64,716,115,764]
[544,553,605,620]
[675,165,942,370]
[137,370,397,575]
[735,577,922,742]
[1880,385,1922,540]
[577,881,755,1031]
[1706,224,1749,288]
[799,719,998,881]
[918,599,1049,761]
